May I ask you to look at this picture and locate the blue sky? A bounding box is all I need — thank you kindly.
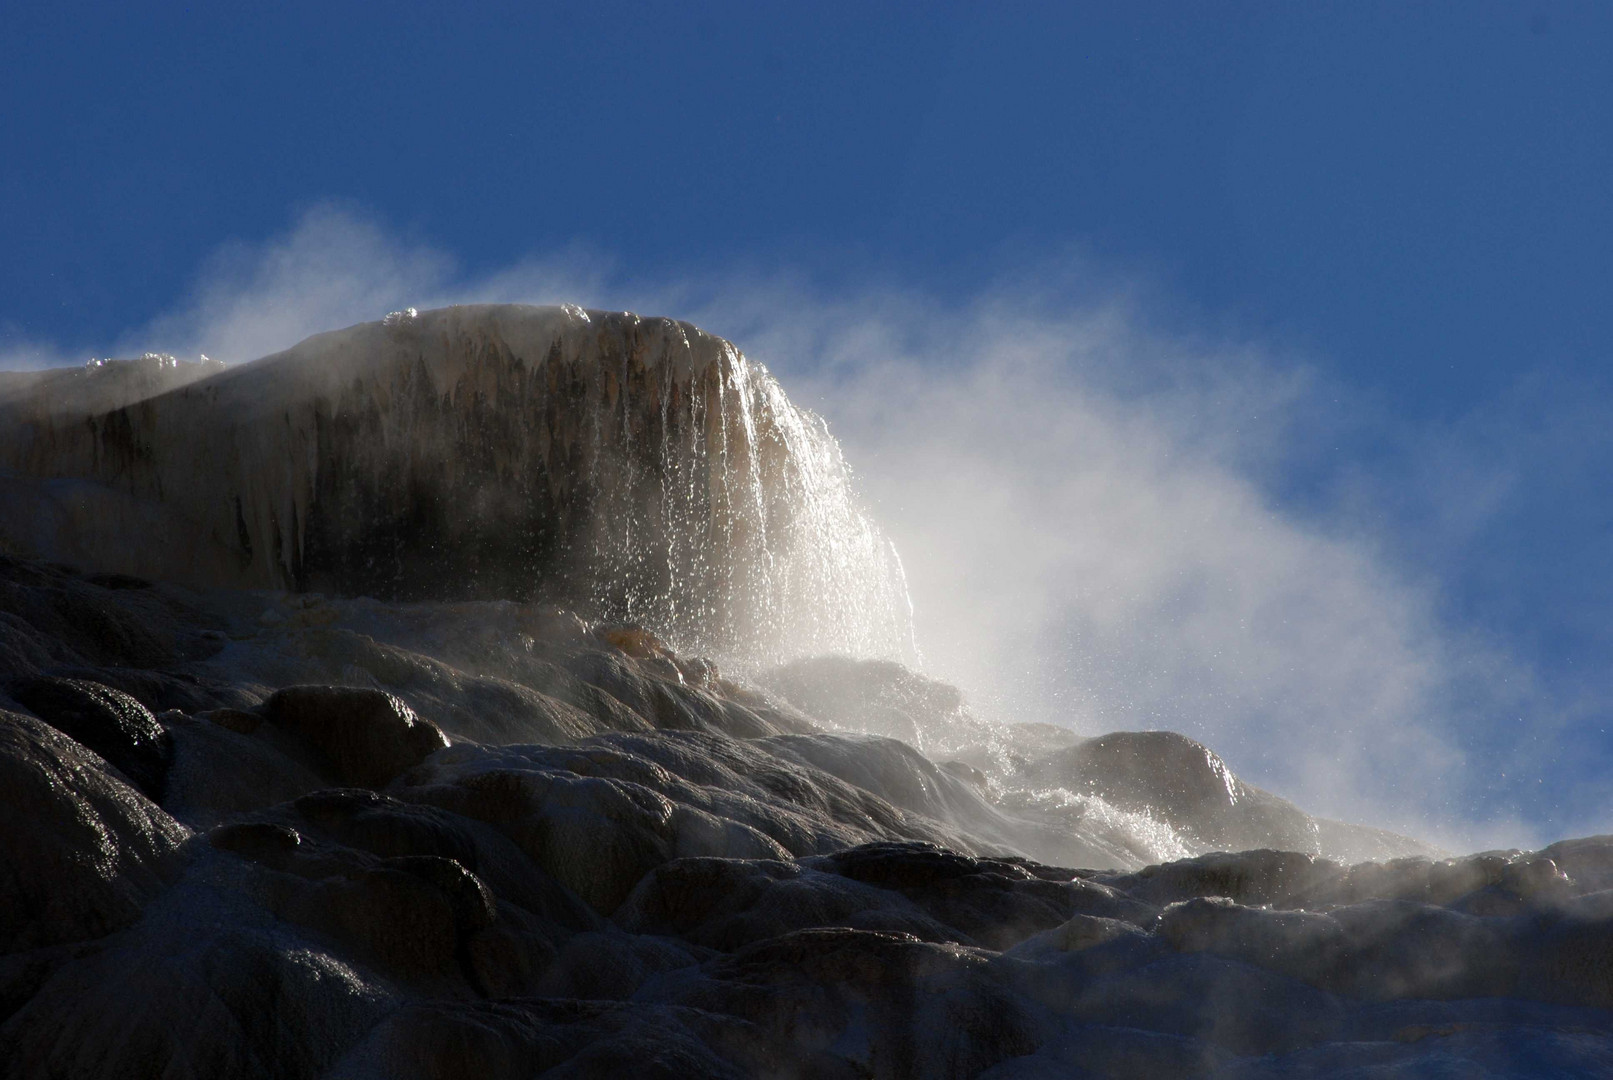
[3,2,1612,846]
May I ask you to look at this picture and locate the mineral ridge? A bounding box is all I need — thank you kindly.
[0,307,1608,1079]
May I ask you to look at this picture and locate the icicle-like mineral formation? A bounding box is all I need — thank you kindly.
[0,305,916,665]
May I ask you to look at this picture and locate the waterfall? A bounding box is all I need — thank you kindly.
[0,304,917,667]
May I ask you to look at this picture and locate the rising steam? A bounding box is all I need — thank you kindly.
[11,204,1591,852]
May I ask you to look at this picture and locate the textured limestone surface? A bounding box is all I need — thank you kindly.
[1,308,1607,1078]
[1,553,1610,1079]
[0,306,913,665]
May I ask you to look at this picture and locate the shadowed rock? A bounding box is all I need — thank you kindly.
[0,528,1609,1077]
[159,712,328,829]
[6,676,172,799]
[0,553,223,672]
[615,857,968,951]
[328,1000,776,1080]
[1,918,389,1079]
[209,821,303,865]
[264,685,449,788]
[816,841,1137,950]
[664,928,1043,1078]
[392,731,981,915]
[0,710,187,953]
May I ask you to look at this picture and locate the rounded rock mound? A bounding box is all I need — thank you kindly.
[0,305,915,664]
[0,710,188,952]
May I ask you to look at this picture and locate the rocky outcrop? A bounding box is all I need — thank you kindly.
[264,686,449,789]
[0,710,187,954]
[763,655,1436,868]
[5,677,172,800]
[0,306,914,664]
[2,551,1613,1078]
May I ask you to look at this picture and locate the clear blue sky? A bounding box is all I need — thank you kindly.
[6,1,1608,418]
[4,2,1612,842]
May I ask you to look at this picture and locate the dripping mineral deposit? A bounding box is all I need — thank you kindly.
[1,305,1610,1079]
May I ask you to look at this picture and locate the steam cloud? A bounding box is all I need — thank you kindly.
[10,204,1602,853]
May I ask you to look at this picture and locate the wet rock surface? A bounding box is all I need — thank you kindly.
[0,709,188,955]
[763,655,1432,869]
[0,554,1609,1078]
[0,306,915,663]
[0,308,1605,1078]
[264,685,449,788]
[5,676,172,799]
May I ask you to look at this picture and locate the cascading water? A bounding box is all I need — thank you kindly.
[600,331,919,666]
[0,304,917,668]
